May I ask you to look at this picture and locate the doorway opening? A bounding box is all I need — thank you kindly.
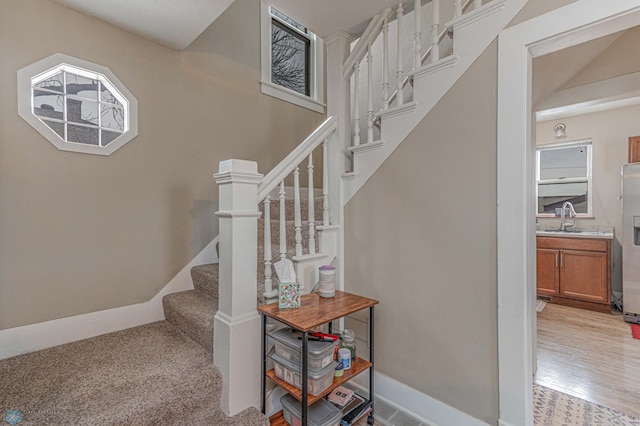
[497,3,640,425]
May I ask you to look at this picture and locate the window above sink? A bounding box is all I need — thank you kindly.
[536,139,592,217]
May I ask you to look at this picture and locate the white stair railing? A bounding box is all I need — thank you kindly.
[263,194,272,295]
[395,3,405,107]
[413,0,422,70]
[430,0,440,63]
[216,0,520,414]
[307,153,316,255]
[349,0,476,142]
[256,116,338,300]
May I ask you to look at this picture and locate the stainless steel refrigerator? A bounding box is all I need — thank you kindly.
[623,163,640,324]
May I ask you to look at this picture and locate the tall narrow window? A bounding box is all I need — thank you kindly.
[260,3,324,113]
[536,140,593,216]
[271,12,310,96]
[18,53,138,156]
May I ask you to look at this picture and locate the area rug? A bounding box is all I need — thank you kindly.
[631,323,640,340]
[533,384,640,425]
[536,300,547,312]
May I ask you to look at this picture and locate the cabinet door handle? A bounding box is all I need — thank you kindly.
[555,253,558,267]
[560,253,563,267]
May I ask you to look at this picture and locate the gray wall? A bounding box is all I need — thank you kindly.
[0,0,324,329]
[345,41,499,423]
[560,26,640,89]
[508,0,576,27]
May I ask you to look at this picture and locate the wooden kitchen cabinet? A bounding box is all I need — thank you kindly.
[536,236,611,313]
[629,136,640,163]
[536,248,560,296]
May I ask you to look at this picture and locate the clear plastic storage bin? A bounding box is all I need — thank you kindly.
[280,394,342,426]
[271,352,336,396]
[271,327,337,372]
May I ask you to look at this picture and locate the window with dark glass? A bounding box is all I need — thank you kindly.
[270,8,310,96]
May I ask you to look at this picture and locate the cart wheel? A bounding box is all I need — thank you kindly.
[367,414,375,425]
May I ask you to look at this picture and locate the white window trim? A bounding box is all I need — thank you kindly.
[17,53,138,156]
[535,138,593,217]
[260,2,325,114]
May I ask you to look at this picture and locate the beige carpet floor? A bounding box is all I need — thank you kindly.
[3,321,637,426]
[0,321,267,425]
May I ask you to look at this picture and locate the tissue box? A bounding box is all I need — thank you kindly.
[279,282,300,309]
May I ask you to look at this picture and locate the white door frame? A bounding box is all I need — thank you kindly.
[497,2,640,425]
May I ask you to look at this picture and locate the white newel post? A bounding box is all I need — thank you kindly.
[213,159,263,416]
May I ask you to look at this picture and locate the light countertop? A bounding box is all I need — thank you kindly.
[536,225,614,240]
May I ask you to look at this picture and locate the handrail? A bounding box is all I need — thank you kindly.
[343,8,393,81]
[257,115,337,202]
[378,0,474,118]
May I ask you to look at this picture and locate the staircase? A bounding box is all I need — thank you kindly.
[163,0,527,418]
[163,264,219,352]
[162,197,325,354]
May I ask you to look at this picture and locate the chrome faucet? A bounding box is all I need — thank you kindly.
[560,201,577,231]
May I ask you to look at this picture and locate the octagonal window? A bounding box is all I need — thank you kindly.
[18,54,138,156]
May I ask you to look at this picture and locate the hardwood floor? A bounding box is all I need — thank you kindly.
[536,302,640,418]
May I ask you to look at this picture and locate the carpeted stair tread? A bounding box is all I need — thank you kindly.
[258,218,319,253]
[260,197,324,221]
[0,321,268,425]
[163,290,217,352]
[191,263,219,298]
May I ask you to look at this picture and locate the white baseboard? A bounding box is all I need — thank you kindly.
[0,236,219,360]
[350,371,489,426]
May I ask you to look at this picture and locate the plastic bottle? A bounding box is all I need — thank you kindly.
[338,348,351,370]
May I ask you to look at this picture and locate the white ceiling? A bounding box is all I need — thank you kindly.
[52,0,416,50]
[52,0,235,50]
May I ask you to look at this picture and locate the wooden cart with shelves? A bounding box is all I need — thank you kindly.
[259,290,379,426]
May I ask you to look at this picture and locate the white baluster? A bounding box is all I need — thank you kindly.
[367,42,374,144]
[322,139,329,228]
[396,3,404,106]
[294,166,302,257]
[474,0,481,10]
[279,181,286,260]
[353,63,361,146]
[431,0,440,63]
[307,153,316,255]
[382,17,390,111]
[454,0,462,18]
[263,196,272,296]
[414,0,422,70]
